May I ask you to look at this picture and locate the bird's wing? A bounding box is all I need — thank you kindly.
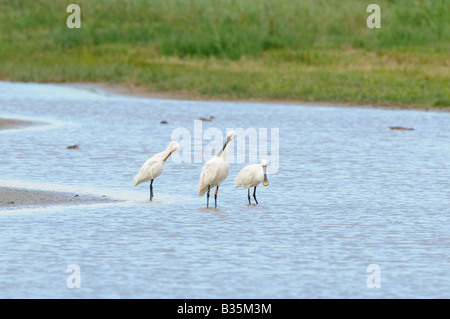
[234,165,260,188]
[133,158,164,186]
[198,162,220,196]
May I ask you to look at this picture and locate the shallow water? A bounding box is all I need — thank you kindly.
[0,81,449,298]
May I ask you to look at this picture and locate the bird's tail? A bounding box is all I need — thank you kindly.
[198,174,210,196]
[234,176,244,188]
[198,183,207,196]
[133,173,143,187]
[198,170,207,196]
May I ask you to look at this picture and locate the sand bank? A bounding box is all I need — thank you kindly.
[0,187,115,209]
[0,118,37,130]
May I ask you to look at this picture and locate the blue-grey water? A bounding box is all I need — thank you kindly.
[0,81,449,298]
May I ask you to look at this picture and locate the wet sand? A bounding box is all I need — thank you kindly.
[0,118,36,130]
[0,187,115,209]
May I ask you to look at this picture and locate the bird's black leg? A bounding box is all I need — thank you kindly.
[253,186,258,205]
[248,188,251,205]
[149,179,154,201]
[215,186,219,208]
[206,185,210,208]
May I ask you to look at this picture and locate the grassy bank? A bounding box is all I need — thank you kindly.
[0,0,449,108]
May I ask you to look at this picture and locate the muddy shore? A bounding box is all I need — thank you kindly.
[0,118,36,130]
[0,187,115,209]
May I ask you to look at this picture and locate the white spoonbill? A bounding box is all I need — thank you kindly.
[234,159,269,205]
[198,130,236,208]
[133,141,180,201]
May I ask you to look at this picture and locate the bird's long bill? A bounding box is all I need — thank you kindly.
[263,166,269,186]
[217,136,230,156]
[163,151,173,162]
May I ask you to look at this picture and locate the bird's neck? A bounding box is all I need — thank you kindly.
[217,144,231,161]
[162,147,173,161]
[217,150,227,160]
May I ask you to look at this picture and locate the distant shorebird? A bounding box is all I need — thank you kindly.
[198,130,236,208]
[199,116,214,122]
[133,141,180,201]
[235,160,269,205]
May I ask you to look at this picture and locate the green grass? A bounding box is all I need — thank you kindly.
[0,0,449,108]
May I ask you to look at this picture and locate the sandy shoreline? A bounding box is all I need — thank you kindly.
[0,187,116,209]
[68,82,450,113]
[0,118,37,130]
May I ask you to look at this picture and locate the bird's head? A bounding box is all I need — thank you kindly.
[168,141,180,152]
[163,141,180,161]
[261,159,269,186]
[261,159,268,167]
[227,130,236,140]
[217,130,236,157]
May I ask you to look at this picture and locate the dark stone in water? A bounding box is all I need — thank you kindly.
[389,127,414,131]
[160,120,168,124]
[66,145,79,149]
[199,116,214,122]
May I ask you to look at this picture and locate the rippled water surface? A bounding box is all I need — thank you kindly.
[1,81,449,298]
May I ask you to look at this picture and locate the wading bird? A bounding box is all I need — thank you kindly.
[198,130,236,208]
[234,159,269,205]
[133,141,180,201]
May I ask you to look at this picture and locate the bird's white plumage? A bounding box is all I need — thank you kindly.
[133,157,165,186]
[234,164,264,188]
[198,156,230,195]
[198,130,236,196]
[133,141,180,187]
[235,160,268,189]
